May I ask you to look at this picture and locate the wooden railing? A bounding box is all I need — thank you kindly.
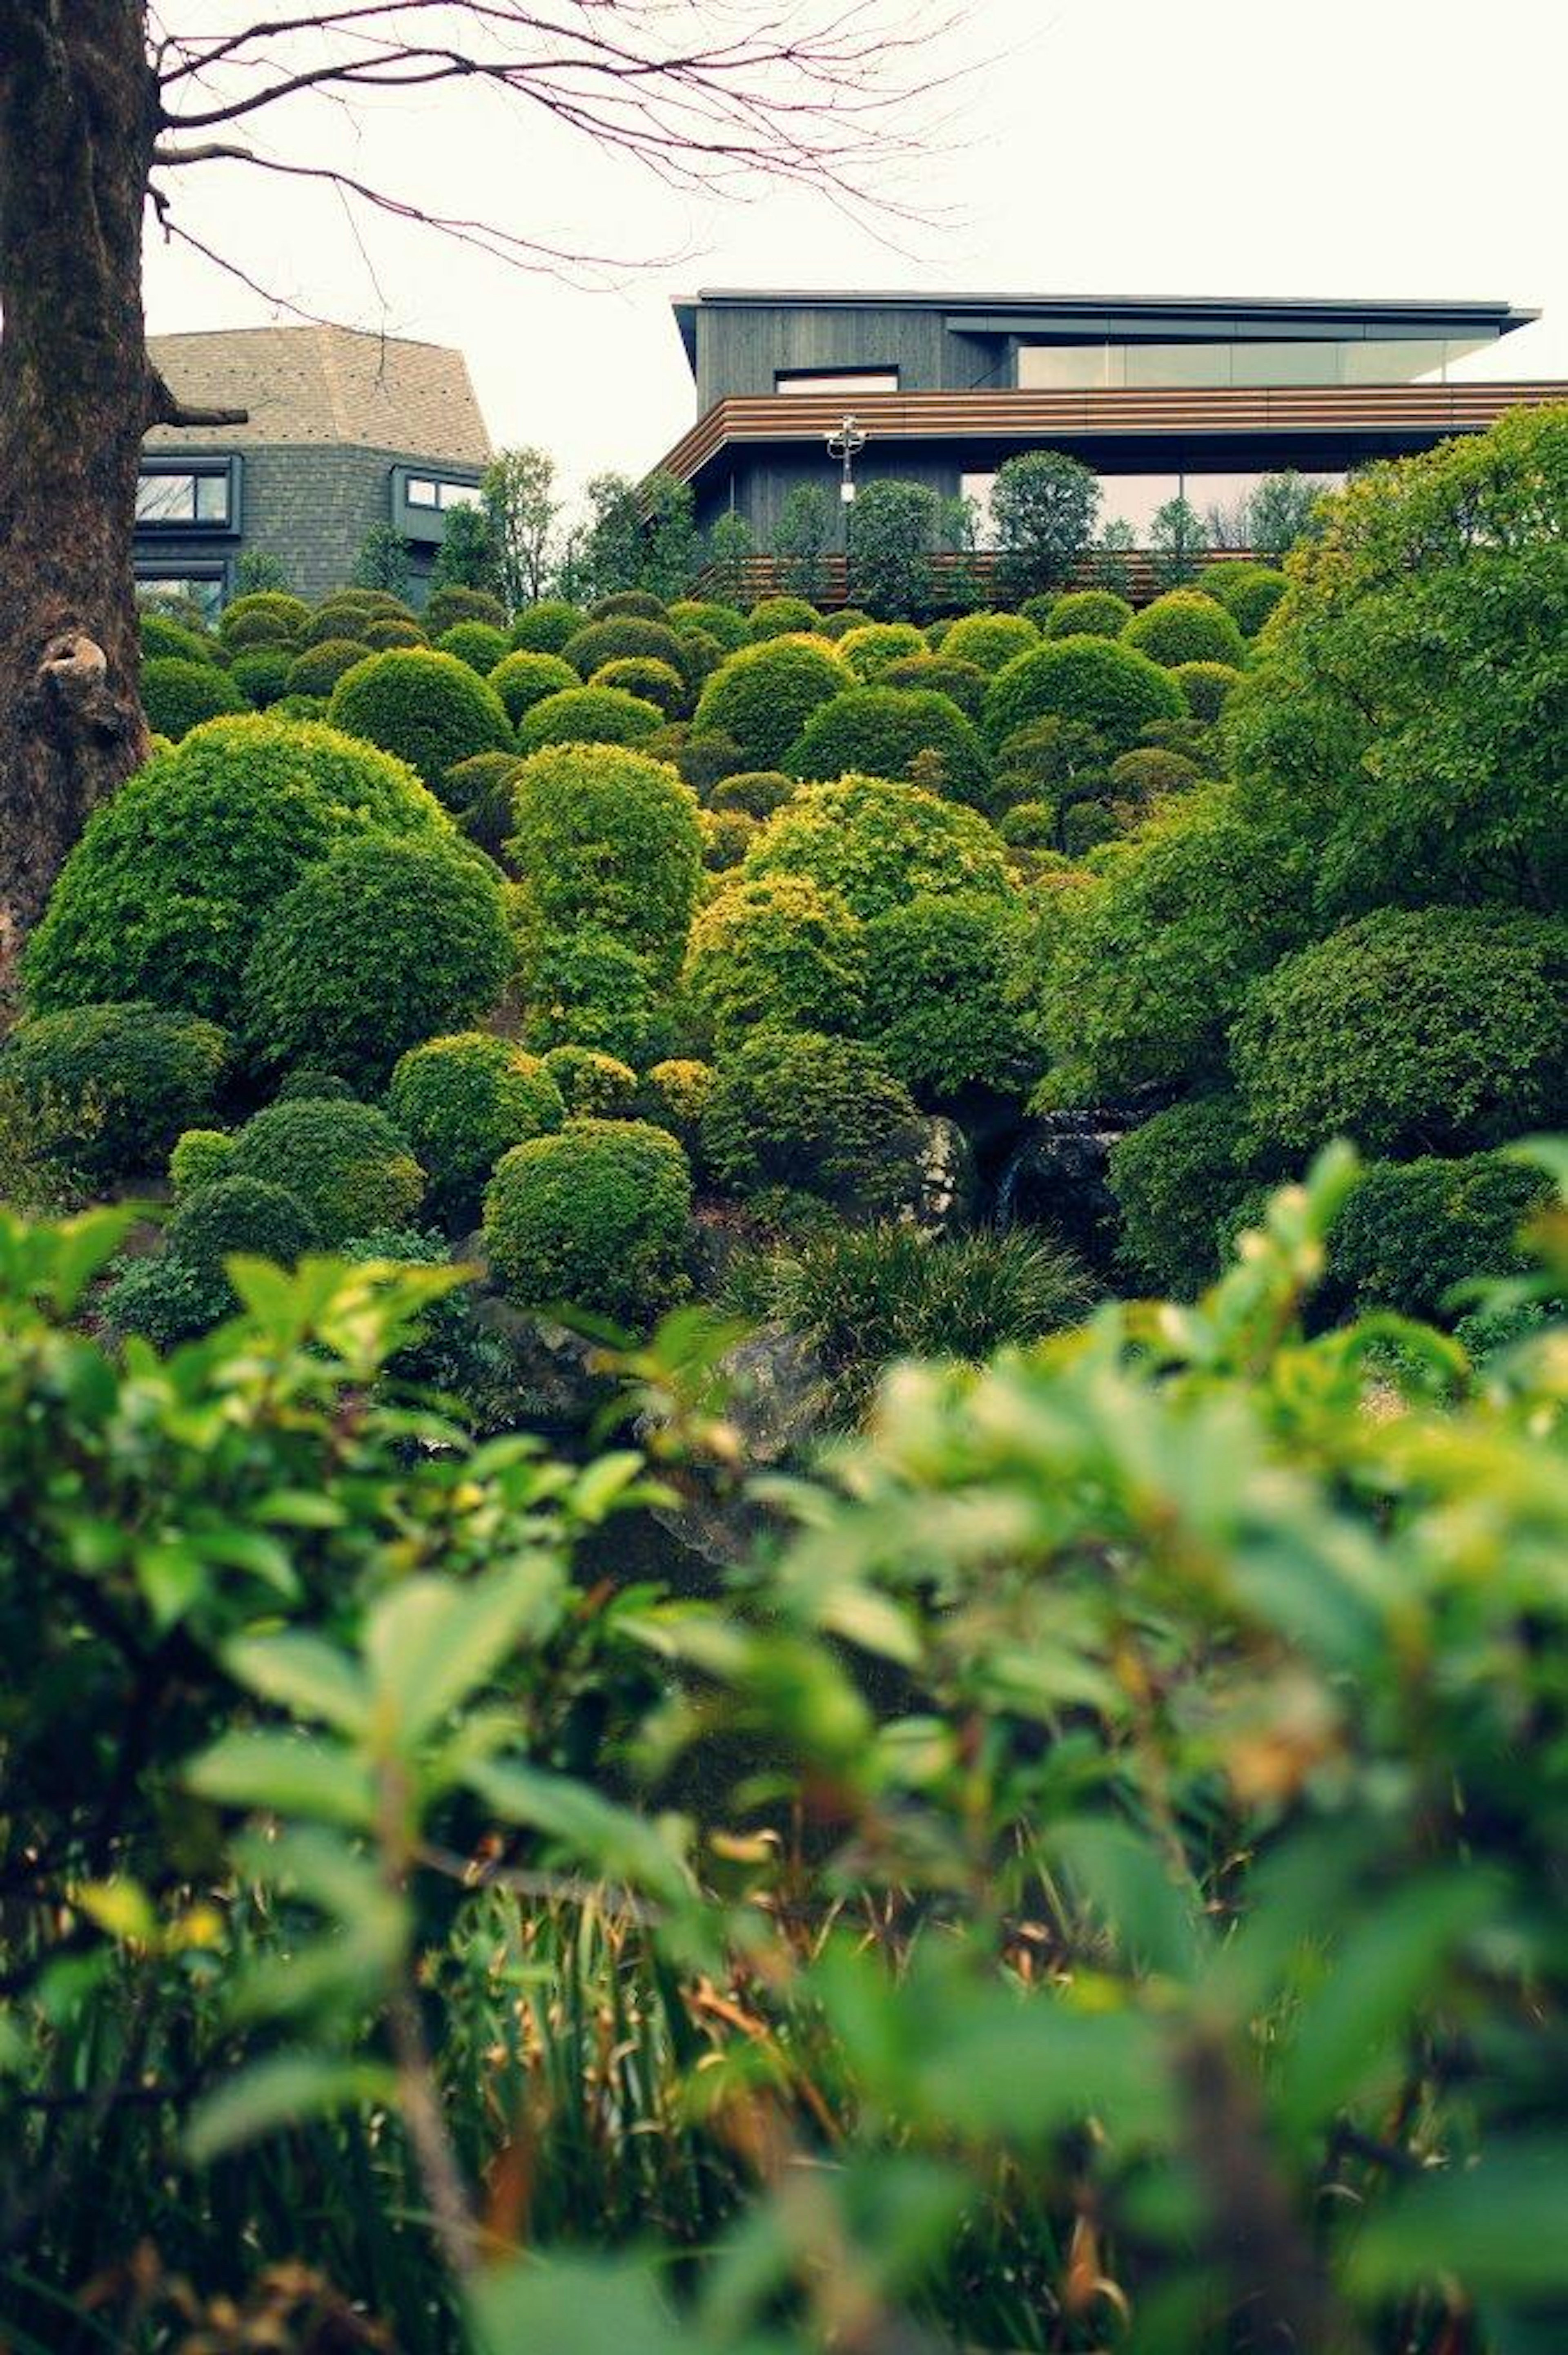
[695,547,1277,611]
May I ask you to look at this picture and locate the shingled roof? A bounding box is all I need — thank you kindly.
[145,325,491,466]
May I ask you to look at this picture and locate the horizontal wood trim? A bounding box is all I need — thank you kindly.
[698,547,1273,610]
[655,381,1564,487]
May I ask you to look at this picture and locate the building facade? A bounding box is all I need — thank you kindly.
[652,290,1553,585]
[137,326,492,615]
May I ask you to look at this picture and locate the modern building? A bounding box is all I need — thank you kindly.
[651,290,1553,592]
[137,325,492,614]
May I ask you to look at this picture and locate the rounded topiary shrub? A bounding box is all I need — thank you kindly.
[691,637,847,768]
[140,613,220,666]
[1173,661,1242,721]
[509,601,586,654]
[1107,747,1203,803]
[540,1044,639,1117]
[327,649,513,796]
[24,715,447,1028]
[141,658,249,739]
[285,638,374,699]
[591,590,667,622]
[275,1069,358,1103]
[100,1250,235,1348]
[362,618,428,651]
[244,836,514,1083]
[561,616,686,681]
[710,770,797,819]
[506,742,702,977]
[1122,591,1246,669]
[941,612,1040,674]
[1207,564,1287,636]
[819,608,873,641]
[169,1126,236,1199]
[685,873,866,1048]
[423,584,507,638]
[1042,590,1134,640]
[700,809,758,872]
[1106,1095,1260,1297]
[228,1096,425,1243]
[487,650,579,729]
[837,622,928,682]
[387,1031,565,1215]
[1234,907,1568,1157]
[748,596,823,641]
[982,635,1184,753]
[165,1173,320,1275]
[484,1117,692,1327]
[640,1057,713,1154]
[590,655,686,717]
[516,685,665,753]
[742,773,1013,919]
[1,1001,228,1182]
[228,645,294,709]
[519,930,670,1067]
[220,591,310,647]
[1322,1152,1557,1326]
[218,610,294,653]
[304,598,401,645]
[435,621,510,674]
[667,599,750,652]
[861,894,1031,1099]
[702,1029,918,1203]
[998,800,1059,849]
[785,685,991,807]
[880,653,990,720]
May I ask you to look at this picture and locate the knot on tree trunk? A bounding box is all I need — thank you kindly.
[39,631,122,738]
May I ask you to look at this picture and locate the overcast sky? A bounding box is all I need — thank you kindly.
[143,0,1568,499]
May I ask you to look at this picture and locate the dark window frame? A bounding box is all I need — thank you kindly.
[135,558,232,621]
[134,455,243,533]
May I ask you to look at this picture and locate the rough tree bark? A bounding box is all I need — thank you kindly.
[0,0,219,1015]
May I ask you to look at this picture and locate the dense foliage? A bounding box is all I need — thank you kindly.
[227,1093,426,1240]
[388,1032,566,1220]
[483,1115,692,1323]
[692,636,848,767]
[506,743,702,979]
[327,648,514,795]
[982,632,1185,752]
[784,683,991,803]
[742,772,1013,918]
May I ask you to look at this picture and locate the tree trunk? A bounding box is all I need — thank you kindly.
[0,0,158,1018]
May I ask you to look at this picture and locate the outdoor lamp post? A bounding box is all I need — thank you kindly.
[826,414,867,504]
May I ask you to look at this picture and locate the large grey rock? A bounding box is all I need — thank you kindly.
[642,1320,831,1568]
[850,1113,978,1232]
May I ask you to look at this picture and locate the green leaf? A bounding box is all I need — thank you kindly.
[465,1758,689,1903]
[223,1631,371,1735]
[45,1204,146,1314]
[466,2256,688,2355]
[186,1731,375,1827]
[135,1539,206,1632]
[570,1449,647,1523]
[1349,2135,1568,2297]
[185,2052,395,2163]
[365,1561,559,1748]
[1050,1820,1205,1983]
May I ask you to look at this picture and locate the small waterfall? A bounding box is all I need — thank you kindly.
[990,1102,1152,1265]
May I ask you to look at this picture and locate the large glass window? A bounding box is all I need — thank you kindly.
[775,368,899,396]
[1018,337,1479,392]
[136,568,226,623]
[136,467,232,526]
[405,476,482,511]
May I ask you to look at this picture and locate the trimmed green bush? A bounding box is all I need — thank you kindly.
[685,873,866,1047]
[590,656,686,717]
[785,686,991,807]
[709,770,797,819]
[668,628,723,700]
[742,773,1013,919]
[982,635,1184,753]
[1123,591,1247,669]
[328,649,513,797]
[445,752,526,863]
[941,612,1039,674]
[25,715,447,1028]
[540,1045,639,1117]
[423,584,506,637]
[1107,747,1203,802]
[998,800,1058,849]
[700,809,758,871]
[819,608,873,641]
[165,1173,320,1275]
[561,617,686,680]
[1233,906,1568,1157]
[591,590,667,622]
[483,1117,692,1327]
[702,1028,917,1202]
[748,596,822,640]
[879,653,990,720]
[518,930,670,1068]
[218,610,295,652]
[140,613,219,666]
[275,1069,358,1103]
[141,658,248,740]
[486,650,579,729]
[1207,564,1288,636]
[227,645,294,709]
[861,894,1031,1098]
[220,591,310,647]
[227,1096,425,1243]
[640,1057,713,1153]
[270,694,327,723]
[387,1032,565,1215]
[1107,1095,1259,1296]
[284,639,374,699]
[837,621,928,682]
[516,685,665,753]
[1173,661,1242,721]
[506,743,702,977]
[99,1247,235,1348]
[667,599,750,652]
[0,1001,228,1182]
[692,637,847,767]
[509,601,586,654]
[1042,590,1134,640]
[243,835,514,1082]
[304,597,408,645]
[435,621,510,674]
[1323,1152,1556,1325]
[168,1126,235,1199]
[361,618,428,651]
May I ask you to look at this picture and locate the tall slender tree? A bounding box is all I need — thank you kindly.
[0,0,951,1004]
